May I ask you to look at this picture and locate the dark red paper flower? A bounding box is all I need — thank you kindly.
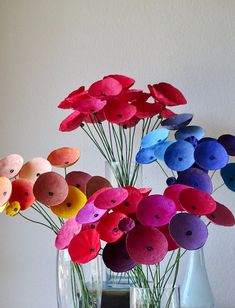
[148,82,187,106]
[119,116,140,129]
[158,224,179,251]
[179,188,216,215]
[116,89,145,102]
[206,202,235,226]
[132,100,162,119]
[160,108,177,118]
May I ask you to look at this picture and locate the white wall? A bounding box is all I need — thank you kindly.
[0,0,235,307]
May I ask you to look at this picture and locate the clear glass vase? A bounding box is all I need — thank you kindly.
[180,247,215,308]
[56,249,102,308]
[130,286,180,308]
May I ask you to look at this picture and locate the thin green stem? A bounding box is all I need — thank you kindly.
[210,170,216,179]
[212,183,225,194]
[81,125,110,161]
[155,161,169,178]
[19,212,55,233]
[34,202,60,231]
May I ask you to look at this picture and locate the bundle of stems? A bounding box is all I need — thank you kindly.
[80,114,188,306]
[81,115,162,186]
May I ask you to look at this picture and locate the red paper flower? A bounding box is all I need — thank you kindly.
[104,101,137,124]
[88,77,123,99]
[104,74,135,89]
[58,86,86,109]
[59,111,85,132]
[10,179,35,210]
[72,97,106,114]
[83,110,106,124]
[113,186,143,214]
[68,229,101,264]
[120,116,140,129]
[96,211,126,243]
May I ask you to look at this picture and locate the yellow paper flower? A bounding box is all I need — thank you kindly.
[6,201,21,217]
[51,185,87,219]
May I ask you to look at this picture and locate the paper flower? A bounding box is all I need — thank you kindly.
[19,157,52,183]
[9,179,35,210]
[33,172,68,206]
[55,217,82,250]
[0,154,24,179]
[148,82,187,106]
[169,213,208,250]
[0,177,12,208]
[68,229,101,264]
[51,185,86,219]
[47,147,80,168]
[6,201,21,217]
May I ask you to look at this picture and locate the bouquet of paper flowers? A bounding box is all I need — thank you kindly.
[1,74,235,308]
